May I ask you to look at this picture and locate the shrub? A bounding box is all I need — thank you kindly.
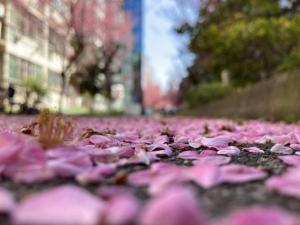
[185,82,234,108]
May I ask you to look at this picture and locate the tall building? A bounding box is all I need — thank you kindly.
[0,0,87,112]
[123,0,144,114]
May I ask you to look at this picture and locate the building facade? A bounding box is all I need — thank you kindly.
[0,0,78,111]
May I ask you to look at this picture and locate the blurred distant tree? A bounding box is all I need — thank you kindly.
[178,0,300,93]
[12,0,133,111]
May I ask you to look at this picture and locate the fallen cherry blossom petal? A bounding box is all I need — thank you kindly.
[177,151,200,160]
[202,136,231,149]
[242,146,264,154]
[217,146,240,156]
[13,185,105,225]
[185,164,222,188]
[220,206,298,225]
[193,155,231,166]
[266,167,300,199]
[0,187,16,213]
[290,144,300,151]
[199,149,217,157]
[220,164,267,183]
[270,144,293,155]
[140,187,206,225]
[278,155,300,167]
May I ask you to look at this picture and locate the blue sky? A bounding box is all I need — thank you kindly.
[144,0,193,91]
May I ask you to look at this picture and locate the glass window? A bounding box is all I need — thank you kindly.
[9,55,18,80]
[48,70,62,89]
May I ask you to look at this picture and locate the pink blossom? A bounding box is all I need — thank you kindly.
[220,164,267,183]
[0,187,16,213]
[242,146,264,154]
[220,207,298,225]
[266,167,300,199]
[217,146,240,156]
[13,185,105,225]
[270,144,293,155]
[140,187,206,225]
[278,155,300,167]
[193,155,231,166]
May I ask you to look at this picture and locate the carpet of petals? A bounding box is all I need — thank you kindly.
[1,116,300,225]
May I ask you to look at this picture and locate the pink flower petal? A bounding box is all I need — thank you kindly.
[0,187,16,213]
[279,155,300,167]
[140,187,206,225]
[220,164,267,183]
[270,144,293,155]
[104,193,140,225]
[76,164,116,185]
[266,168,300,199]
[185,164,222,188]
[177,151,200,160]
[199,149,217,157]
[13,185,105,225]
[217,146,240,156]
[220,206,298,225]
[290,144,300,151]
[193,155,231,166]
[202,136,231,149]
[242,146,264,154]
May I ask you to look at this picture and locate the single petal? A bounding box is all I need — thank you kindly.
[217,146,240,156]
[270,144,293,155]
[0,187,16,213]
[177,151,200,160]
[220,164,267,183]
[279,155,300,167]
[13,185,105,225]
[242,147,264,154]
[140,187,206,225]
[220,206,298,225]
[193,155,231,166]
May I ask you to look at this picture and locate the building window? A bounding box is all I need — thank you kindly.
[48,70,62,90]
[9,55,18,80]
[8,54,43,83]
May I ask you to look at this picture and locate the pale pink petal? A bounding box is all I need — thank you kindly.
[290,144,300,151]
[266,168,300,199]
[202,136,231,149]
[0,187,16,213]
[220,164,267,183]
[242,147,264,154]
[140,187,206,225]
[193,155,231,166]
[177,151,199,160]
[185,164,222,188]
[217,146,240,156]
[199,149,217,157]
[270,144,293,155]
[13,185,105,225]
[76,164,116,185]
[105,193,140,225]
[279,155,300,167]
[220,207,298,225]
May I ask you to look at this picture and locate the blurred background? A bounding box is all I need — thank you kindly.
[0,0,299,121]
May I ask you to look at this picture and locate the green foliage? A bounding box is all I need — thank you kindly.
[181,0,300,93]
[24,78,47,97]
[185,82,234,108]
